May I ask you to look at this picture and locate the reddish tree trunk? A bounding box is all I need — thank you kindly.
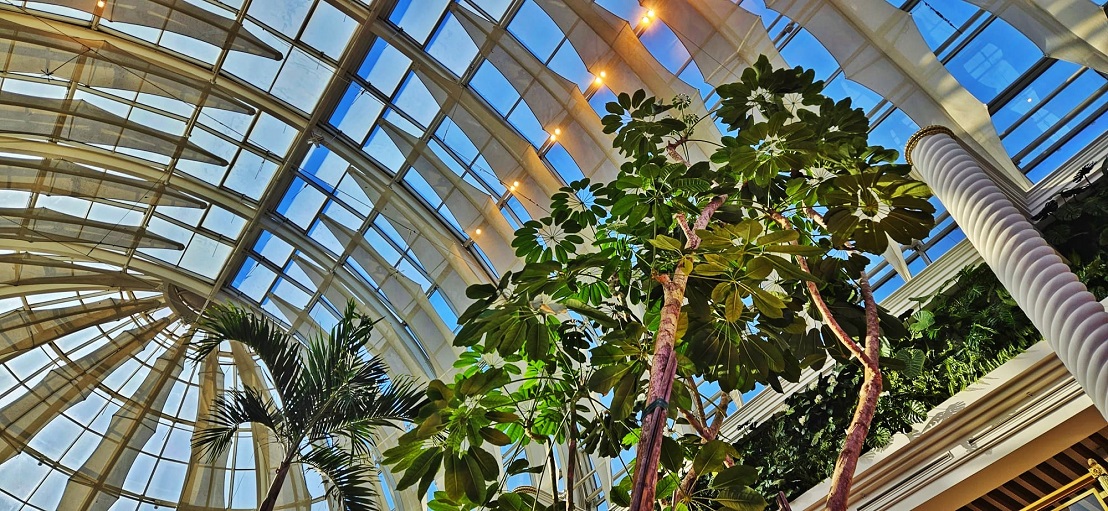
[629,196,726,511]
[772,211,884,511]
[629,273,687,511]
[825,275,882,511]
[825,365,881,510]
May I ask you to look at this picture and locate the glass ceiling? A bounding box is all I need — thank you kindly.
[0,0,1106,509]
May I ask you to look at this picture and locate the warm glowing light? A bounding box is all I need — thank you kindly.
[594,71,607,85]
[513,181,520,187]
[475,228,482,235]
[554,128,562,135]
[647,9,656,17]
[97,0,105,6]
[641,15,651,24]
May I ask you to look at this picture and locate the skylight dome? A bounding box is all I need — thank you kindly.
[0,0,1106,509]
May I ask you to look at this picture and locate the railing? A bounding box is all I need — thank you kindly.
[1022,460,1108,511]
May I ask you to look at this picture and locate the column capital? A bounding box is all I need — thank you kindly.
[904,125,955,165]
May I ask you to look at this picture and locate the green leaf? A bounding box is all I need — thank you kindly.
[716,486,769,511]
[588,363,633,393]
[396,448,442,493]
[725,292,744,322]
[485,410,520,423]
[711,464,759,489]
[660,436,684,472]
[611,368,640,419]
[470,447,500,482]
[479,427,512,446]
[443,455,471,501]
[506,458,531,475]
[649,234,685,251]
[763,244,826,255]
[462,453,488,503]
[756,229,799,245]
[416,412,444,438]
[692,439,735,474]
[418,456,440,499]
[427,379,454,403]
[523,321,551,359]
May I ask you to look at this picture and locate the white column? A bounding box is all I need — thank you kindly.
[906,126,1108,419]
[178,353,229,510]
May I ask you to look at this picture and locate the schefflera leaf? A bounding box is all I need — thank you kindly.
[823,165,935,253]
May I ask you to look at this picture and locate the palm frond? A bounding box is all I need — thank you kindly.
[194,303,303,407]
[301,445,381,511]
[352,374,428,425]
[299,303,393,429]
[330,300,379,354]
[310,417,380,457]
[193,385,285,463]
[310,366,425,445]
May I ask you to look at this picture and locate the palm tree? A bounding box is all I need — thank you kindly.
[189,300,426,511]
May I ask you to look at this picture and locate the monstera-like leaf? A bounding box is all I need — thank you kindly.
[822,167,935,253]
[797,96,870,150]
[601,89,685,158]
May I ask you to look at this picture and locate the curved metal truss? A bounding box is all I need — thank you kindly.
[0,0,1105,509]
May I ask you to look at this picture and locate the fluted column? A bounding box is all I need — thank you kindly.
[906,126,1108,419]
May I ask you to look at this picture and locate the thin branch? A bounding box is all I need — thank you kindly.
[686,375,707,427]
[694,195,728,232]
[709,392,731,439]
[677,213,696,246]
[681,408,712,439]
[769,211,876,370]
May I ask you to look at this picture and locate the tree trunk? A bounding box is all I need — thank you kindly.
[825,276,882,511]
[566,406,578,511]
[629,196,726,511]
[825,364,881,510]
[259,453,295,511]
[629,272,688,511]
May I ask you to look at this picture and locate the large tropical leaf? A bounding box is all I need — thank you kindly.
[192,386,284,462]
[301,445,381,511]
[193,303,303,409]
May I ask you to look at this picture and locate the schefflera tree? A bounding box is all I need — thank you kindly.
[384,56,934,511]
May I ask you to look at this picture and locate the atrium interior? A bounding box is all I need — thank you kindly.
[0,0,1107,510]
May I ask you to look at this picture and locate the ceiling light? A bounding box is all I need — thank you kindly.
[475,228,482,235]
[97,0,105,6]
